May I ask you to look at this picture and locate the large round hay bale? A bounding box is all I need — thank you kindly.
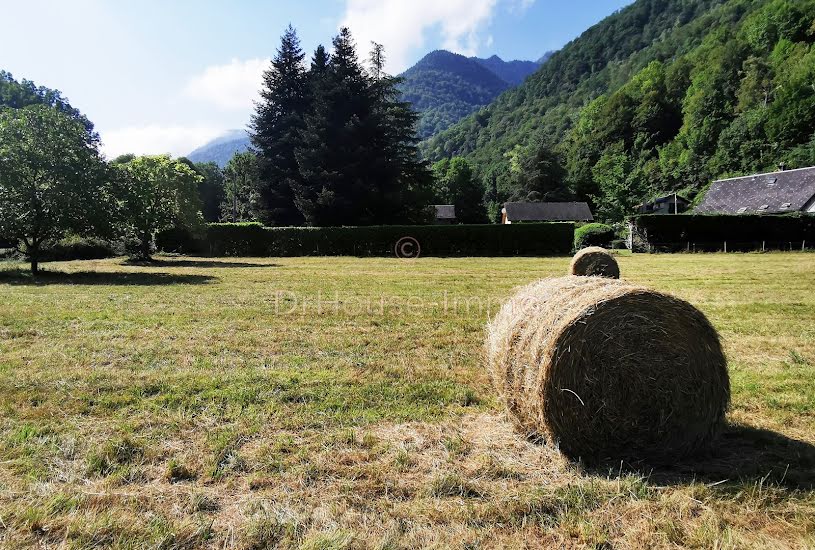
[569,247,620,279]
[486,276,729,463]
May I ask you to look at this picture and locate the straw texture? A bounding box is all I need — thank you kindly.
[486,276,729,463]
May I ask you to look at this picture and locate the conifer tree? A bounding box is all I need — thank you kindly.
[296,29,432,226]
[250,25,308,226]
[295,28,370,226]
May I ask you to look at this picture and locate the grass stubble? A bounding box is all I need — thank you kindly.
[0,253,813,548]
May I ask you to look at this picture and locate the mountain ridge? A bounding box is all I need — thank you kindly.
[187,129,250,167]
[398,49,547,139]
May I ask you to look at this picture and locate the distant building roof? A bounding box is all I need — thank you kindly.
[503,201,594,222]
[636,194,690,214]
[434,205,456,219]
[652,194,690,205]
[695,166,815,214]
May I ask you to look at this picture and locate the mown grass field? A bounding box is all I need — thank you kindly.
[0,253,813,549]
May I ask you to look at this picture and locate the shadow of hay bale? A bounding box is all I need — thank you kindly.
[583,423,815,490]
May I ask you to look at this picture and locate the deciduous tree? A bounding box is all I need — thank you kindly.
[0,105,112,273]
[222,152,259,222]
[116,156,203,260]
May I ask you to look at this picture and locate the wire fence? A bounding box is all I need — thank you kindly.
[641,240,812,253]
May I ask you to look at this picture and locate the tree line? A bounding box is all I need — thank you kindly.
[0,28,495,274]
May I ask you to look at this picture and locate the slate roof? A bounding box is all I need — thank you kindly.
[503,201,594,222]
[434,205,456,219]
[695,166,815,214]
[652,194,690,205]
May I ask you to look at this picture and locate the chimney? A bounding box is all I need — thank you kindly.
[778,162,787,172]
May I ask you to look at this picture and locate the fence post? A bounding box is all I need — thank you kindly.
[724,241,727,253]
[802,240,806,251]
[762,240,765,252]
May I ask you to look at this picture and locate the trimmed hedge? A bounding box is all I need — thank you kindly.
[39,237,118,261]
[158,222,575,257]
[574,223,614,250]
[634,213,815,251]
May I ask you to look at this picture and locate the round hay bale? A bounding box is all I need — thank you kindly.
[486,276,729,463]
[569,247,620,279]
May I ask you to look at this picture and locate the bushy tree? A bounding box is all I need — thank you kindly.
[193,161,226,222]
[222,152,259,222]
[507,143,570,202]
[0,105,112,273]
[115,156,203,260]
[0,71,94,132]
[431,157,486,223]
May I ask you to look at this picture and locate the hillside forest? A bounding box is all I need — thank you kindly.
[424,0,815,221]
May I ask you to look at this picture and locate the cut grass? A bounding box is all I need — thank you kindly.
[0,253,814,548]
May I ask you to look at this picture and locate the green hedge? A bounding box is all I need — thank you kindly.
[158,222,575,257]
[634,214,815,251]
[38,237,117,261]
[574,223,614,250]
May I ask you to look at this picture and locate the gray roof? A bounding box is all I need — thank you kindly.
[503,201,594,222]
[695,166,815,214]
[434,205,456,219]
[652,194,689,204]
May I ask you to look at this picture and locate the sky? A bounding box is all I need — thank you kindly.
[1,0,632,159]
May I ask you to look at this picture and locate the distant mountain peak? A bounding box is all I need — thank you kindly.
[399,49,545,139]
[187,129,250,167]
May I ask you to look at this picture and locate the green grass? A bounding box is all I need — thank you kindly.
[0,253,814,548]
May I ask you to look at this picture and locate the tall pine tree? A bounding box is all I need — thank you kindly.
[295,29,431,226]
[250,25,308,226]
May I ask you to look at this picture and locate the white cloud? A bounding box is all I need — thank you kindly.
[101,125,224,159]
[340,0,499,73]
[183,58,269,111]
[508,0,535,15]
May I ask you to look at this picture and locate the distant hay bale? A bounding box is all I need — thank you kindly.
[486,276,729,463]
[569,247,620,279]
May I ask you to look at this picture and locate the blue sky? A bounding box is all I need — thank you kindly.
[1,0,632,158]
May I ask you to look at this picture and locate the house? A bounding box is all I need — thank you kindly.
[637,194,690,215]
[695,166,815,214]
[433,204,456,224]
[501,202,594,224]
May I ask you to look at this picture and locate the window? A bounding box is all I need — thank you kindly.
[736,207,747,214]
[767,177,778,185]
[780,202,792,209]
[758,204,769,210]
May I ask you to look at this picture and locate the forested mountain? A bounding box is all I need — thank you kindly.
[473,54,545,85]
[399,50,543,139]
[187,129,250,167]
[423,0,815,221]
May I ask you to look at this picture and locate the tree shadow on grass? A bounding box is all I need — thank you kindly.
[124,259,279,269]
[587,423,815,490]
[0,268,216,286]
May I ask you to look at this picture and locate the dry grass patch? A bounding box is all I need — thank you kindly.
[0,254,813,548]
